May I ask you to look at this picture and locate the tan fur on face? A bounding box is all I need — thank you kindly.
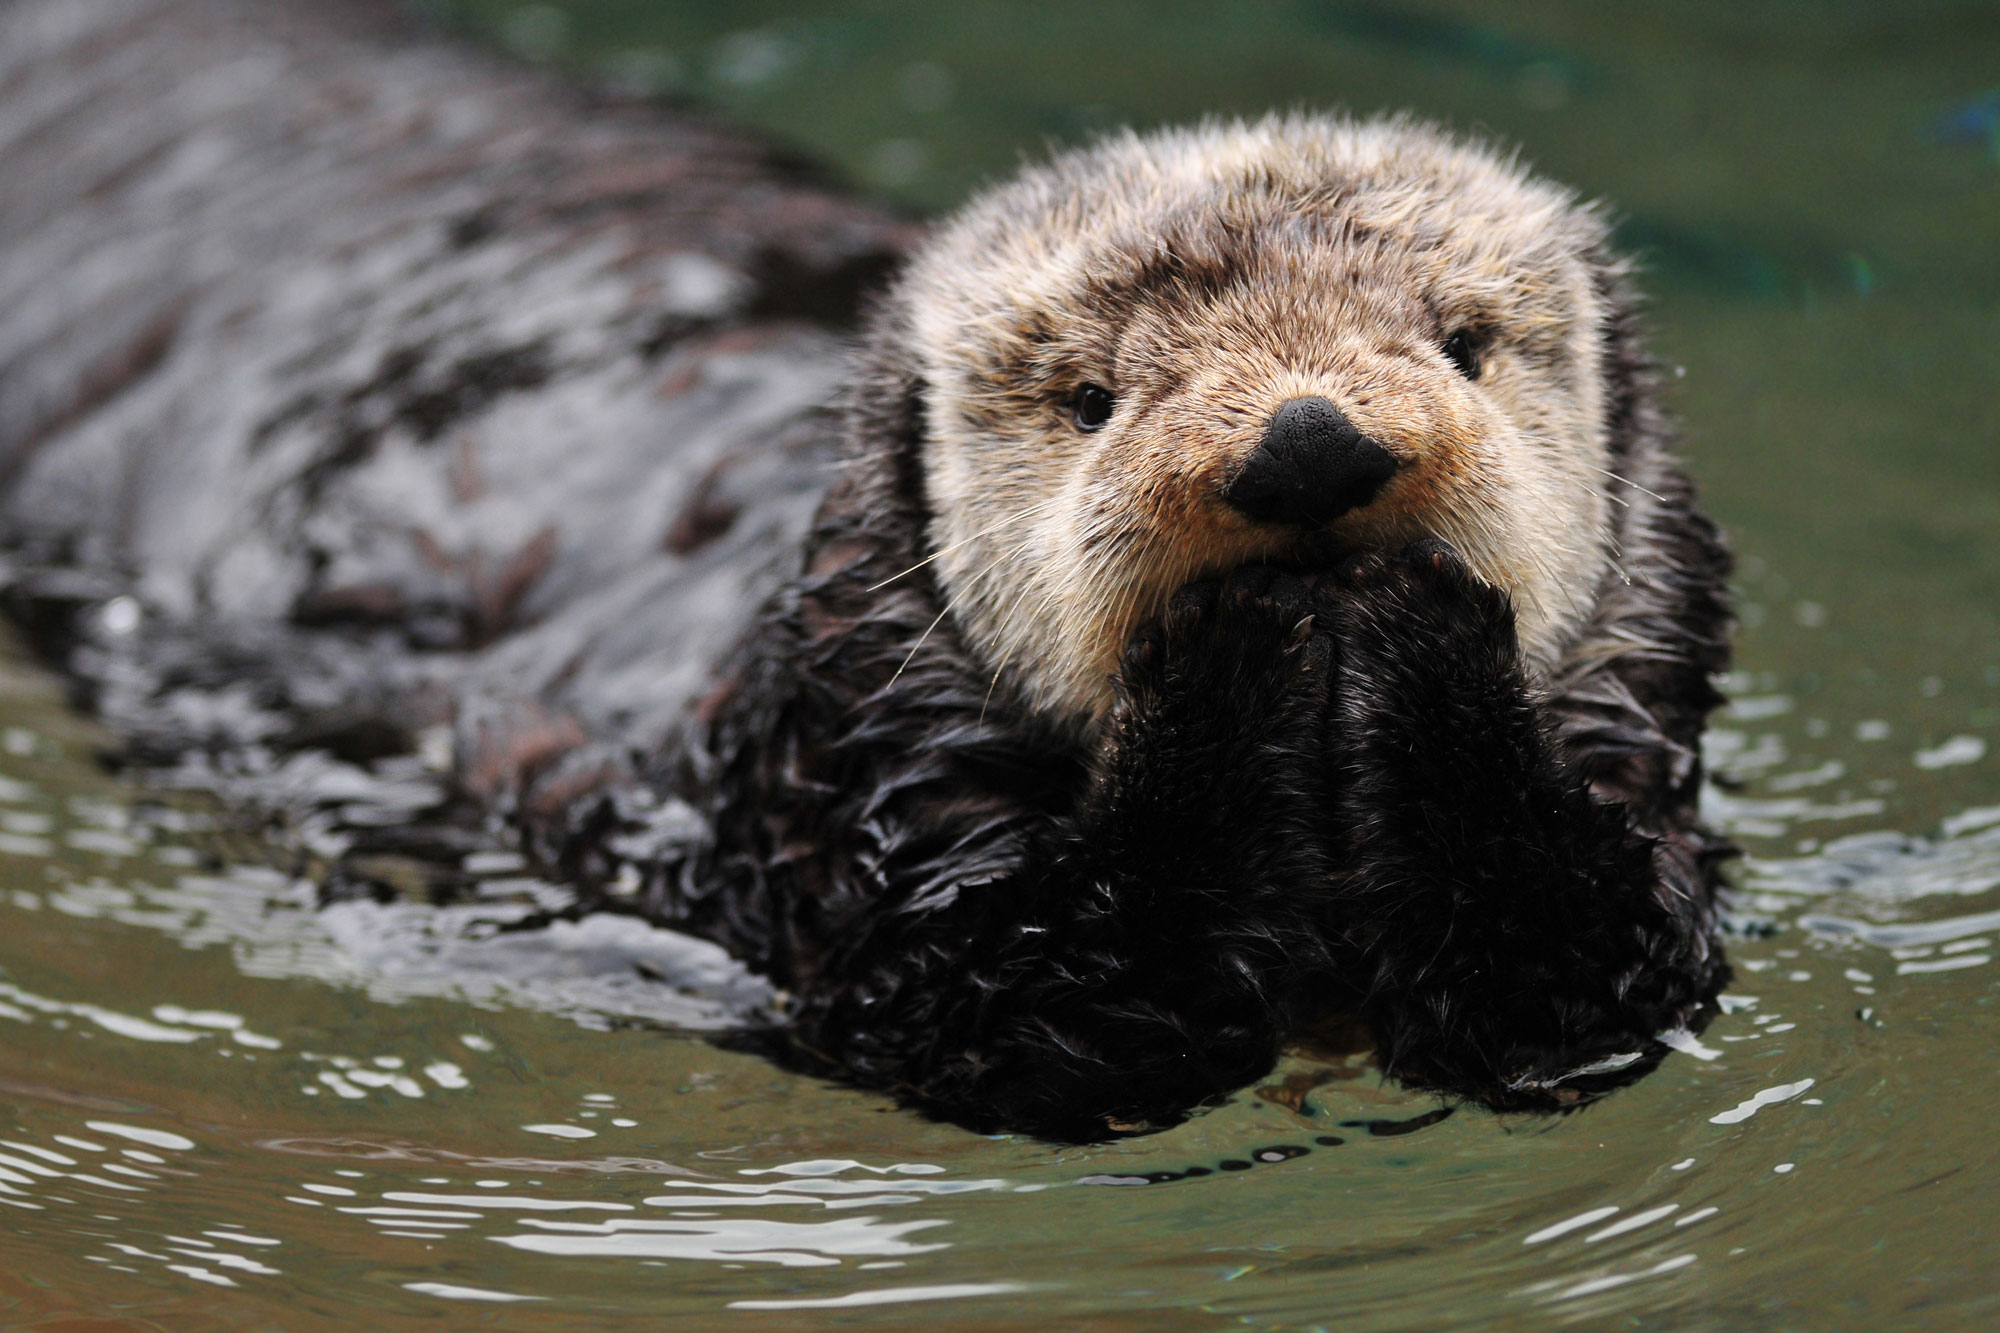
[900,113,1620,726]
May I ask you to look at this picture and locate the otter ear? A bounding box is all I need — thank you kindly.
[844,298,931,512]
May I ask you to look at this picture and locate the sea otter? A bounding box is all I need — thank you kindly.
[587,114,1735,1141]
[0,8,1732,1145]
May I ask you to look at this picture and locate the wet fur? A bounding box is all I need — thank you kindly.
[577,116,1735,1141]
[1,75,1732,1141]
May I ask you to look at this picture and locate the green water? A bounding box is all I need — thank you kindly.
[4,2,1999,1327]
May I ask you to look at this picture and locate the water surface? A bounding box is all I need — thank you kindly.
[3,2,1997,1326]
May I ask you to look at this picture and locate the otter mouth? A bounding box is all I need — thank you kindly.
[1212,526,1459,596]
[1245,532,1388,588]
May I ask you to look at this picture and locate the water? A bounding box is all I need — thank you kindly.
[5,1,1999,1326]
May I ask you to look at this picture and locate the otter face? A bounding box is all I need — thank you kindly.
[897,114,1623,727]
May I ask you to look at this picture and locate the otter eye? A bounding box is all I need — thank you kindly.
[1441,329,1482,380]
[1072,384,1115,431]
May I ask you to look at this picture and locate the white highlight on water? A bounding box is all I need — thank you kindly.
[1915,736,1986,770]
[1524,1206,1620,1245]
[1585,1204,1679,1242]
[728,1282,1025,1310]
[1710,1078,1815,1125]
[84,1122,195,1152]
[404,1281,545,1303]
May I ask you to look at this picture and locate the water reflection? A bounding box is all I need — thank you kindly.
[0,1077,1029,1309]
[726,1281,1026,1310]
[315,1159,1018,1268]
[403,1280,546,1302]
[492,1211,953,1266]
[0,1115,262,1291]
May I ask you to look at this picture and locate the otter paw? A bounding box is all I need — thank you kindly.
[1325,539,1517,662]
[1118,566,1332,732]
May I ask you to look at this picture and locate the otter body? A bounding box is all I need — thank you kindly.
[0,9,1730,1146]
[617,117,1734,1140]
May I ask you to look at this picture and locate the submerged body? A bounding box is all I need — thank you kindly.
[0,1,1730,1144]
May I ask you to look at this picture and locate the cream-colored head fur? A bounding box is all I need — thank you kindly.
[897,112,1621,726]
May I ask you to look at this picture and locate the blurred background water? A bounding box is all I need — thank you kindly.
[1,2,1996,1327]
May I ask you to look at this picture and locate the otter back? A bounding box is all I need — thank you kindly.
[0,0,910,862]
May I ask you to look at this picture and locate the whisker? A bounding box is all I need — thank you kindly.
[885,604,954,689]
[979,650,1012,727]
[1587,464,1669,505]
[866,495,1063,592]
[887,524,1052,688]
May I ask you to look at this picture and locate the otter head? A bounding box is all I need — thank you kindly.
[877,114,1630,728]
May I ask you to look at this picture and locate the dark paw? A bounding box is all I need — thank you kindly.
[1323,539,1516,660]
[1118,566,1332,733]
[1315,539,1537,774]
[1333,537,1478,596]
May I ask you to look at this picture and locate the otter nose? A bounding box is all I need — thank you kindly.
[1222,397,1399,527]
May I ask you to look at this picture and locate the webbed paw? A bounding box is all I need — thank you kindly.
[1115,566,1333,752]
[1313,538,1537,779]
[1322,538,1517,663]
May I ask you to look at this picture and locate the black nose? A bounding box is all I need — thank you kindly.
[1222,397,1398,527]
